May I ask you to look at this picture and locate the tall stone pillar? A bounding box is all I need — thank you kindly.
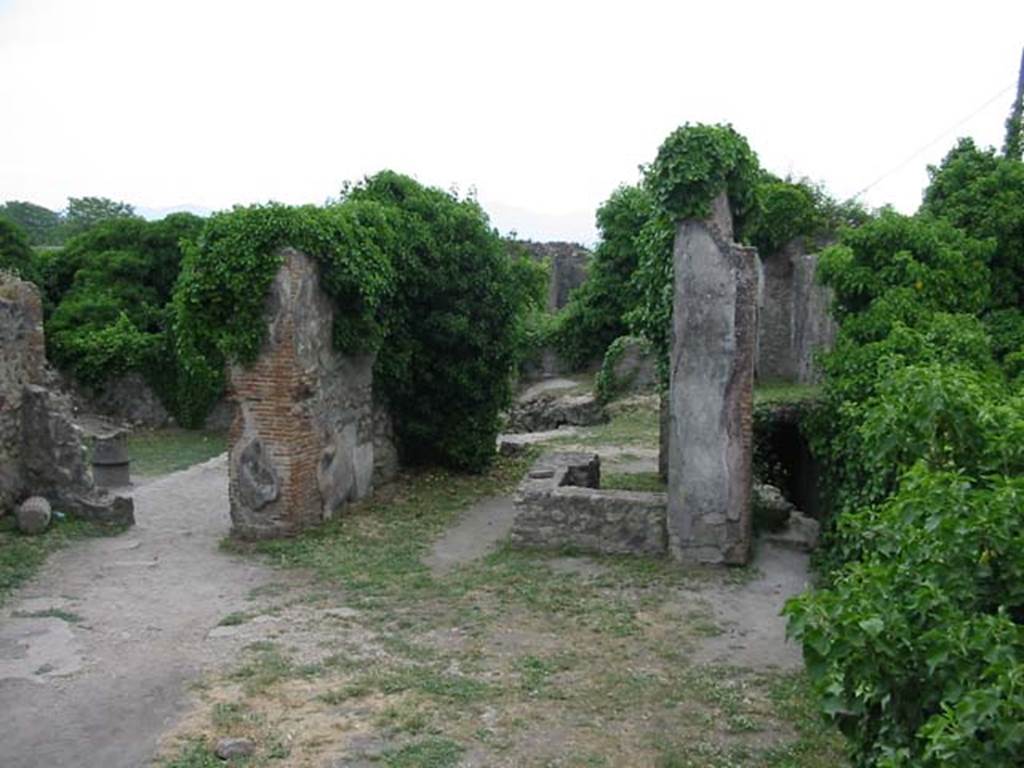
[227,248,376,539]
[667,194,758,565]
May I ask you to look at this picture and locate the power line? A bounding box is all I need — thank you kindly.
[852,81,1016,200]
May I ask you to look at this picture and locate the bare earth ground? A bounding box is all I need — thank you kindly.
[0,395,844,768]
[0,456,283,768]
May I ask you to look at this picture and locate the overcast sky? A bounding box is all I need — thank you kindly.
[1,0,1022,243]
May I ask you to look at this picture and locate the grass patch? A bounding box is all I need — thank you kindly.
[552,399,659,449]
[754,382,820,405]
[232,453,535,604]
[218,611,251,626]
[161,739,222,768]
[0,515,119,607]
[601,471,666,492]
[128,428,227,477]
[383,736,464,768]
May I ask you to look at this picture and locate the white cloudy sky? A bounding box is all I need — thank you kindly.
[1,0,1022,243]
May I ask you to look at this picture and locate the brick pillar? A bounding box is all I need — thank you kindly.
[667,193,758,565]
[227,248,375,539]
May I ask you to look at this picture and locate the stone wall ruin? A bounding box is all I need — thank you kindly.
[667,194,757,565]
[757,239,837,384]
[226,249,383,539]
[0,271,133,525]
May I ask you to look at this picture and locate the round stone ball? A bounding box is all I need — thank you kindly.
[16,496,52,535]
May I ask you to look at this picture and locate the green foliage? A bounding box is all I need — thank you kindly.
[175,171,527,471]
[0,200,62,246]
[503,240,553,371]
[791,165,1024,764]
[62,195,138,238]
[624,211,675,383]
[595,335,652,403]
[343,171,523,471]
[645,123,761,233]
[922,138,1024,308]
[553,185,651,368]
[43,214,205,408]
[0,218,38,282]
[173,200,396,426]
[785,467,1024,767]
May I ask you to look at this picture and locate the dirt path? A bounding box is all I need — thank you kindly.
[0,455,278,768]
[422,496,517,575]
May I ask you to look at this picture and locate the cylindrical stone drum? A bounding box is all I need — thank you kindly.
[92,431,131,488]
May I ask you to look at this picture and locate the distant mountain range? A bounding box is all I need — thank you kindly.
[135,204,213,221]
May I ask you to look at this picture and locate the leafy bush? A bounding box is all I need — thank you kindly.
[175,171,529,472]
[645,122,761,231]
[785,465,1024,767]
[594,335,653,403]
[788,146,1024,765]
[43,214,205,402]
[552,185,652,368]
[344,171,526,471]
[922,138,1024,308]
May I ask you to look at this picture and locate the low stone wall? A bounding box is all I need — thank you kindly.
[226,248,376,539]
[511,453,668,557]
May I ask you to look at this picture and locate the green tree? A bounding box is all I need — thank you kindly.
[922,138,1024,308]
[0,219,38,282]
[553,184,653,368]
[63,196,138,237]
[0,201,62,245]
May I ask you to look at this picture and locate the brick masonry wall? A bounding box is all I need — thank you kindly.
[227,249,375,539]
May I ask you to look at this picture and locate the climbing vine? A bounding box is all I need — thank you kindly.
[173,172,528,472]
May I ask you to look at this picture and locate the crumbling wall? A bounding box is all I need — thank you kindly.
[0,274,45,511]
[667,194,757,566]
[227,248,377,539]
[0,272,133,525]
[520,241,591,312]
[756,239,836,384]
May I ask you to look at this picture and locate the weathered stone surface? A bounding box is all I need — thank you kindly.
[519,241,591,312]
[0,273,134,526]
[757,239,837,384]
[0,272,45,513]
[227,249,377,539]
[752,483,794,531]
[16,496,51,535]
[667,194,757,566]
[506,392,606,433]
[21,385,93,501]
[80,372,170,427]
[600,335,657,400]
[214,736,256,760]
[511,453,667,557]
[658,391,669,482]
[372,401,399,487]
[91,431,131,488]
[762,511,820,552]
